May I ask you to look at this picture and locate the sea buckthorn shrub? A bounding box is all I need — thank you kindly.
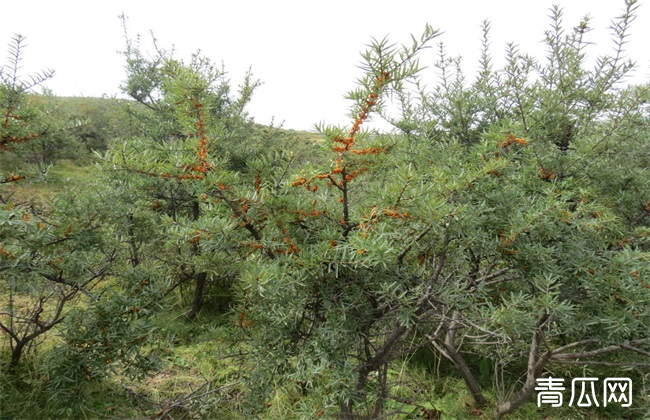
[233,4,649,418]
[102,23,277,319]
[1,35,164,408]
[6,3,646,417]
[106,6,649,417]
[0,35,54,178]
[0,36,91,175]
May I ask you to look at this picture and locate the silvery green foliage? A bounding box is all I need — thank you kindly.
[235,4,649,418]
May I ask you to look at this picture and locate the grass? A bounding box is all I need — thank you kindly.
[0,302,247,419]
[110,307,250,418]
[1,160,97,209]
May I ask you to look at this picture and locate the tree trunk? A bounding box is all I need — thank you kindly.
[432,339,487,407]
[187,272,207,319]
[186,199,207,319]
[433,311,488,407]
[338,401,354,420]
[9,339,25,370]
[126,213,140,267]
[495,379,540,418]
[338,365,370,419]
[495,313,551,418]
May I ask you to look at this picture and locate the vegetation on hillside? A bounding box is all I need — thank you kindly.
[1,3,649,419]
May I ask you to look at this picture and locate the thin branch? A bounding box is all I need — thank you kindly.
[551,339,648,360]
[397,226,431,266]
[554,360,650,368]
[618,343,650,358]
[551,338,599,354]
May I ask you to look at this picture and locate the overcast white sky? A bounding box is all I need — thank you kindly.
[2,1,649,131]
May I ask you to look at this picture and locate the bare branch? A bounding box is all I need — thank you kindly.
[618,343,650,358]
[554,360,650,368]
[551,339,649,360]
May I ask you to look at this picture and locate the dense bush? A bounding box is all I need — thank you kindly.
[1,3,649,418]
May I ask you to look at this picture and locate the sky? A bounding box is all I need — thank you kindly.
[2,1,649,131]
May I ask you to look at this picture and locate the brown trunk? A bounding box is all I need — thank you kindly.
[186,200,206,319]
[433,311,487,407]
[9,339,25,370]
[495,379,540,418]
[338,401,354,420]
[445,342,487,406]
[126,213,140,267]
[432,339,487,407]
[495,313,551,418]
[187,272,207,319]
